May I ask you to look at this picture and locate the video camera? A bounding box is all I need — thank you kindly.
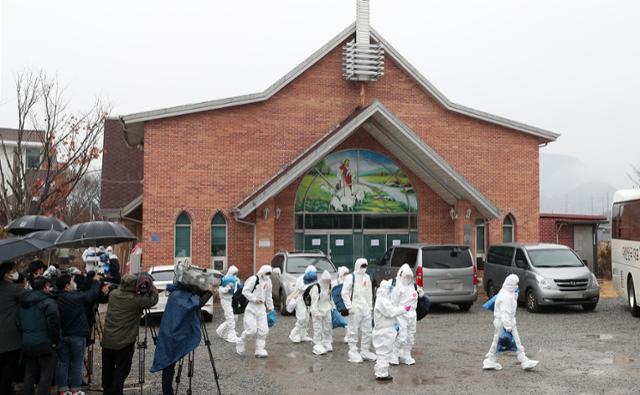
[174,259,222,294]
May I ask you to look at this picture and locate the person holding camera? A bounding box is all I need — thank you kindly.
[54,273,109,395]
[0,261,29,394]
[15,276,60,395]
[151,280,214,395]
[101,274,158,395]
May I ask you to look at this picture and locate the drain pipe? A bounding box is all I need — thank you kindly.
[232,211,257,275]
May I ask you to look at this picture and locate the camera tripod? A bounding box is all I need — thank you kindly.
[85,305,104,386]
[174,310,222,395]
[137,309,159,393]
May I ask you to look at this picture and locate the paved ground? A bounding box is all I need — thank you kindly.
[91,294,640,395]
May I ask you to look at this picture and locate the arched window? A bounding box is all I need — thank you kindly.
[211,212,227,258]
[175,211,192,258]
[503,214,515,243]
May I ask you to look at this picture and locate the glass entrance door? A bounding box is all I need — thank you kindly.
[304,234,328,255]
[329,234,354,268]
[363,234,386,271]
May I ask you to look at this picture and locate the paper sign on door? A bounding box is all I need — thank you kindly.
[370,239,380,247]
[312,239,321,246]
[392,239,401,246]
[335,239,344,246]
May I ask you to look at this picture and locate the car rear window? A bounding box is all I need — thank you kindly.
[287,257,336,274]
[422,247,472,269]
[152,271,174,282]
[390,247,418,267]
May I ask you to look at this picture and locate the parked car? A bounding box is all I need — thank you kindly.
[270,250,337,315]
[373,244,478,311]
[146,265,214,321]
[483,243,600,313]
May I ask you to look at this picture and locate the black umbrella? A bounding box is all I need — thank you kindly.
[0,237,50,261]
[6,215,68,235]
[23,230,62,245]
[55,221,137,248]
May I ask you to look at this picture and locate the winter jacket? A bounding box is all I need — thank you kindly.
[102,274,159,350]
[54,280,101,337]
[0,280,28,352]
[15,290,60,347]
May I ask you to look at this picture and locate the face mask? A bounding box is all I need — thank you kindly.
[9,271,19,281]
[71,282,78,291]
[402,276,412,286]
[358,265,367,274]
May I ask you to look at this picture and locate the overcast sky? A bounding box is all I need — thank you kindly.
[1,1,639,202]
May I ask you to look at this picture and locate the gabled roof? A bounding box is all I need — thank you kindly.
[231,100,501,219]
[121,23,560,146]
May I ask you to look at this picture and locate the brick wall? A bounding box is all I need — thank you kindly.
[539,217,574,248]
[140,35,541,275]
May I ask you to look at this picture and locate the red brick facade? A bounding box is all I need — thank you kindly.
[137,35,546,274]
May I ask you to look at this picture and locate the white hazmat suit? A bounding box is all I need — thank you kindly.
[310,270,333,355]
[336,266,350,344]
[289,265,317,343]
[216,265,239,343]
[483,274,539,371]
[342,258,376,363]
[391,264,421,365]
[236,265,274,358]
[373,280,408,380]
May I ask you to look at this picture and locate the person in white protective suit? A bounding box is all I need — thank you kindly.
[483,274,539,371]
[390,264,423,365]
[289,265,317,343]
[309,270,333,355]
[342,258,377,363]
[236,265,274,358]
[373,280,410,380]
[336,266,350,344]
[216,265,240,343]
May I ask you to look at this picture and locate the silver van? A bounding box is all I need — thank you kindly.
[373,244,478,311]
[483,243,600,313]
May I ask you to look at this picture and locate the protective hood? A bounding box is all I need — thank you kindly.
[304,265,317,274]
[119,274,138,292]
[396,264,413,284]
[257,265,272,279]
[303,271,318,284]
[376,279,392,299]
[502,274,519,292]
[320,270,331,283]
[226,265,239,276]
[337,266,349,278]
[354,258,368,274]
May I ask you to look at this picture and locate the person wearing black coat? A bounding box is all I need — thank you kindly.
[0,261,28,394]
[54,273,108,394]
[16,277,60,395]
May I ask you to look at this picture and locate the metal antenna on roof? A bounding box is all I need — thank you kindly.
[343,0,384,85]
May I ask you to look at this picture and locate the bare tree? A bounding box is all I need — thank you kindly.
[0,71,108,224]
[59,171,101,224]
[629,164,640,187]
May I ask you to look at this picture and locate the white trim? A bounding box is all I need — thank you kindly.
[121,23,559,145]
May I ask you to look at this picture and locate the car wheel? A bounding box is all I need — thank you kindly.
[458,303,472,312]
[628,278,640,317]
[526,289,540,313]
[486,281,497,298]
[581,302,598,312]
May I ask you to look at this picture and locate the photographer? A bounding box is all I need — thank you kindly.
[150,281,214,395]
[54,272,109,395]
[101,274,158,395]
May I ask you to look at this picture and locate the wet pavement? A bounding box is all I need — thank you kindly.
[93,296,640,395]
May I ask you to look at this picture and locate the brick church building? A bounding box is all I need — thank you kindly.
[101,4,558,274]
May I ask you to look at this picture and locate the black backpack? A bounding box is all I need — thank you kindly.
[302,283,321,308]
[232,275,259,315]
